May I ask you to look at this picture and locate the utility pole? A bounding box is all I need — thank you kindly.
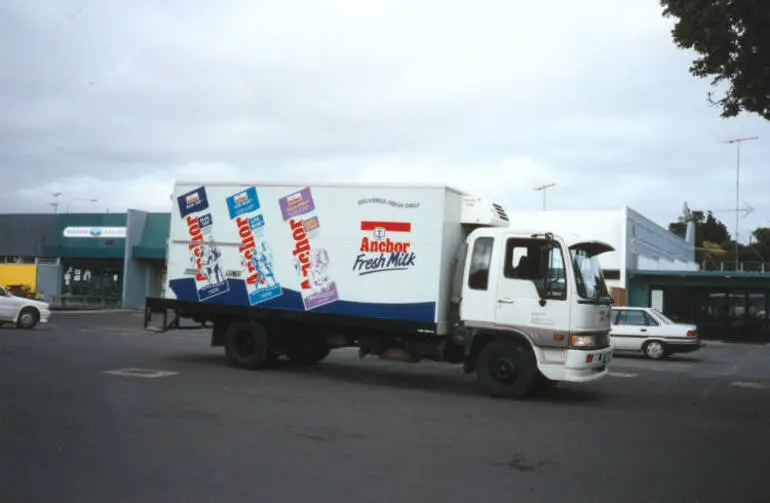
[51,192,62,214]
[533,183,555,211]
[722,136,758,271]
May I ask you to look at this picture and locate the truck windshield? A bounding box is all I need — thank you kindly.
[569,246,610,301]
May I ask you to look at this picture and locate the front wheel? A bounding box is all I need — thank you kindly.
[643,340,666,360]
[16,308,39,329]
[476,340,538,399]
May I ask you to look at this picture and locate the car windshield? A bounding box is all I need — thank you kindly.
[569,246,610,300]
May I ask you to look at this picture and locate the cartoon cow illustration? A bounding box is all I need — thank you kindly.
[201,245,224,284]
[309,248,333,294]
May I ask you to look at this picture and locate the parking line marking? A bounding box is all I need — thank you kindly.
[730,381,766,390]
[103,368,179,378]
[608,371,637,378]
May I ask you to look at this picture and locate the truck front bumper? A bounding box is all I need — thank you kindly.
[537,347,613,383]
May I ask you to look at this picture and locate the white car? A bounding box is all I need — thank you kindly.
[610,307,701,360]
[0,285,51,329]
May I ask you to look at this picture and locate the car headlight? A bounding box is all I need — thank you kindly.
[570,335,596,347]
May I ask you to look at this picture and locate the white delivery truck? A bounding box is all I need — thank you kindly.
[145,182,616,399]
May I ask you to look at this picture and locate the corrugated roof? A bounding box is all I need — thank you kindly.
[0,214,58,256]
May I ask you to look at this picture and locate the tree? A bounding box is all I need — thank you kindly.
[701,212,730,247]
[660,0,770,120]
[667,209,731,264]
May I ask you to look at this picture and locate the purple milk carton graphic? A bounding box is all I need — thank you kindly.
[279,187,339,310]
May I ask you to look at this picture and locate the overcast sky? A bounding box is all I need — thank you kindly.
[2,0,768,240]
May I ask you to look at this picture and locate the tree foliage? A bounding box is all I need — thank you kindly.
[668,210,730,243]
[661,0,770,120]
[668,209,731,264]
[668,209,770,267]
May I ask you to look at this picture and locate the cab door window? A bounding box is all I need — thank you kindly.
[503,238,567,300]
[468,237,494,291]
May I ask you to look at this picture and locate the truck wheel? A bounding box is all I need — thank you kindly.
[17,308,40,329]
[285,343,330,366]
[477,339,538,399]
[224,320,270,370]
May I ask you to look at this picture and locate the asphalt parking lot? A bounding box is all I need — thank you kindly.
[1,312,769,503]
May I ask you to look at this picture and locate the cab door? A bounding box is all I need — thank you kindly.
[459,235,499,324]
[495,237,571,340]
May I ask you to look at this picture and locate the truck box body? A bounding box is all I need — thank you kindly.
[165,182,477,334]
[149,181,614,399]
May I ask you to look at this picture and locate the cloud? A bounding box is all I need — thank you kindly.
[1,0,769,241]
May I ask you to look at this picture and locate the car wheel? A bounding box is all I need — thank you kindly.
[16,308,39,329]
[643,340,666,360]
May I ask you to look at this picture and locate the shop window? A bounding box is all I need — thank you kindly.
[747,292,767,320]
[62,260,123,300]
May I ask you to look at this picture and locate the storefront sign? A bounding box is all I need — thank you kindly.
[62,226,127,239]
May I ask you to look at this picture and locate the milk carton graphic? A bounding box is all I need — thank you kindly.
[227,186,283,305]
[279,187,339,310]
[176,186,229,301]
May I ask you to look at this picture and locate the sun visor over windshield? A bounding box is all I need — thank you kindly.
[568,241,615,257]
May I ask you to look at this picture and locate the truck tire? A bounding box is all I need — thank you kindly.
[17,308,40,330]
[285,343,330,366]
[477,339,538,399]
[224,320,270,370]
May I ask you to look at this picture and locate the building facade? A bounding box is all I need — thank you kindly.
[0,211,168,309]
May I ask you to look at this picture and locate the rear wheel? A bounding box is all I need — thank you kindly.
[477,339,538,399]
[16,308,39,329]
[224,320,270,369]
[643,340,666,360]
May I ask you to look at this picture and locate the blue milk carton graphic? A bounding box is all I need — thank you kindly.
[176,186,229,302]
[227,187,283,305]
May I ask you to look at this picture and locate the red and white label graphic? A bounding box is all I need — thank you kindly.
[354,221,416,275]
[359,221,412,254]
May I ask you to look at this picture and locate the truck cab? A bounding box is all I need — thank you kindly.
[455,228,614,397]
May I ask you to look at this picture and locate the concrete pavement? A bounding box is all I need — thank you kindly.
[1,312,768,503]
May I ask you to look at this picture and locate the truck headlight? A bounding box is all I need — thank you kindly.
[570,335,596,347]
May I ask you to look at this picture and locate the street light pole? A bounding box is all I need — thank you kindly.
[533,183,556,211]
[722,136,758,271]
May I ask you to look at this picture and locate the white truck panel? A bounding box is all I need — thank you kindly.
[165,183,468,328]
